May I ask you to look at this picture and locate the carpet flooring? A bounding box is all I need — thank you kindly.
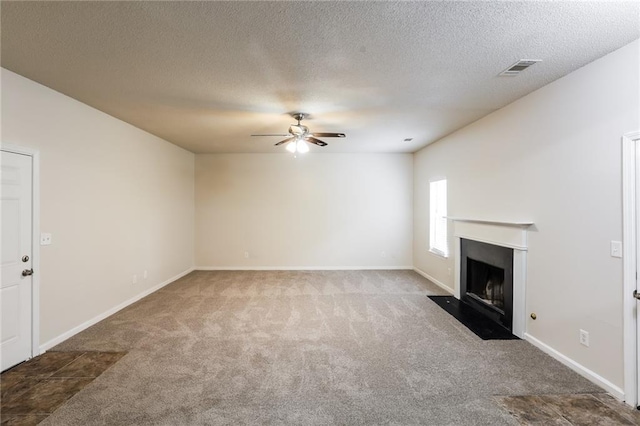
[41,270,609,425]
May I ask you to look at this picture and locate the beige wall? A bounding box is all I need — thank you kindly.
[1,69,195,347]
[195,154,413,268]
[414,40,639,389]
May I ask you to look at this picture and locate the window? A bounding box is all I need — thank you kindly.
[429,179,448,257]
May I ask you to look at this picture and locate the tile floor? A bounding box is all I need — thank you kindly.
[496,393,640,425]
[1,351,126,425]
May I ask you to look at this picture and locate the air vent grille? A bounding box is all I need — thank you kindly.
[499,59,542,76]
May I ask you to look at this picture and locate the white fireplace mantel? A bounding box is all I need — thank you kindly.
[448,217,533,251]
[450,217,533,338]
[445,217,534,227]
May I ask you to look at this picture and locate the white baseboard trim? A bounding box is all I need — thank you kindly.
[524,333,625,400]
[413,267,454,294]
[39,267,195,353]
[195,266,414,271]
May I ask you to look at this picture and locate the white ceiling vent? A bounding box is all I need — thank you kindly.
[499,59,542,76]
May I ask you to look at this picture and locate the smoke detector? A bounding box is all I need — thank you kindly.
[499,59,542,76]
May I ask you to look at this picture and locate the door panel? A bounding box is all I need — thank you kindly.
[0,151,33,371]
[635,138,640,405]
[1,286,20,345]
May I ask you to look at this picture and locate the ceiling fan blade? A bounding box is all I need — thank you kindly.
[251,133,291,137]
[306,137,328,147]
[274,137,295,146]
[310,132,345,138]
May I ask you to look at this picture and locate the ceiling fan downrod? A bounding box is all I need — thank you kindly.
[292,113,306,125]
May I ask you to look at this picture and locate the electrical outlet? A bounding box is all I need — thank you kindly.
[579,329,589,347]
[143,270,148,279]
[132,274,138,285]
[381,251,387,258]
[244,251,249,259]
[40,233,52,246]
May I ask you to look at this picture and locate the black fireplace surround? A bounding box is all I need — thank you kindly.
[460,238,514,331]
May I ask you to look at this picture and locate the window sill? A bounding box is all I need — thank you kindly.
[429,248,449,259]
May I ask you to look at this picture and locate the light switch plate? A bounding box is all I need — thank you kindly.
[40,233,52,246]
[610,241,622,258]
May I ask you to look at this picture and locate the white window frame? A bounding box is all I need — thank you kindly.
[429,178,448,258]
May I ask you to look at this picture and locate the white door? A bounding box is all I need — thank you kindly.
[1,150,33,371]
[636,137,640,406]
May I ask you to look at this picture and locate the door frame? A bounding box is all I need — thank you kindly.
[1,143,40,360]
[622,130,640,407]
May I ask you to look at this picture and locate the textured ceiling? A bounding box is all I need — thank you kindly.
[2,1,639,154]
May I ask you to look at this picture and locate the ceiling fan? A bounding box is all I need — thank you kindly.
[251,113,346,153]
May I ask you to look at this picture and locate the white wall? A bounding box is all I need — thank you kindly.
[1,69,195,347]
[195,154,413,269]
[414,40,639,390]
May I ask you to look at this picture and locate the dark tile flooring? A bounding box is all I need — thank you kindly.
[1,351,126,425]
[496,393,640,425]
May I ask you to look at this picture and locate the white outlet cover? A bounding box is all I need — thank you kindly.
[579,329,589,347]
[40,233,52,245]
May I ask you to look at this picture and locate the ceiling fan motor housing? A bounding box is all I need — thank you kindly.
[289,124,309,136]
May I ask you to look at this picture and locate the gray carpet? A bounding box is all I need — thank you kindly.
[45,270,601,425]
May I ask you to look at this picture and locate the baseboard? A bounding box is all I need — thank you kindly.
[195,266,414,271]
[39,267,195,353]
[524,333,625,400]
[413,267,454,294]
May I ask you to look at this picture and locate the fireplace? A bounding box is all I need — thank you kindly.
[460,238,514,331]
[449,218,531,338]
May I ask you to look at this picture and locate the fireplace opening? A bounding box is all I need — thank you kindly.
[460,238,513,331]
[466,258,505,312]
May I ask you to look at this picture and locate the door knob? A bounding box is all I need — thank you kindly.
[22,255,29,262]
[22,269,33,277]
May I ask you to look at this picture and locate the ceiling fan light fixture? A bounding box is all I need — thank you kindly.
[296,139,309,153]
[286,140,297,153]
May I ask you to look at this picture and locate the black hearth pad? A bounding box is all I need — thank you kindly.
[428,296,519,340]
